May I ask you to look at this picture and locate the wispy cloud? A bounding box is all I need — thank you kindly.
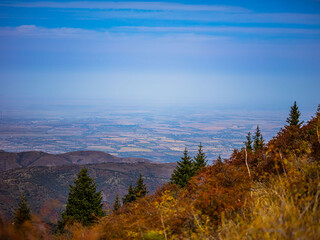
[238,13,320,25]
[1,1,320,25]
[86,10,320,25]
[2,25,318,41]
[114,26,320,35]
[0,1,248,13]
[0,25,102,38]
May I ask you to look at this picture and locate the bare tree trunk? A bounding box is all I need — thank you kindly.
[244,148,251,178]
[160,212,168,240]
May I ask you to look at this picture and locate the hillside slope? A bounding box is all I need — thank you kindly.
[0,161,175,220]
[51,106,319,240]
[0,150,150,172]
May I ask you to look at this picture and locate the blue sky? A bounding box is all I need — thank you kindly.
[0,0,319,110]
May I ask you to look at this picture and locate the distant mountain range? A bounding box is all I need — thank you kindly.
[0,150,175,221]
[0,150,150,172]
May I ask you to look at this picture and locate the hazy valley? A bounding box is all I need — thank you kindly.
[0,105,301,163]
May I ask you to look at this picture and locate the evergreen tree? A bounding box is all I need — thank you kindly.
[215,154,224,171]
[286,101,303,126]
[113,193,121,212]
[253,125,264,152]
[170,147,194,188]
[315,104,320,119]
[216,154,223,164]
[122,184,136,205]
[122,174,148,205]
[193,143,208,173]
[59,167,105,228]
[244,132,253,151]
[134,173,148,198]
[13,192,31,228]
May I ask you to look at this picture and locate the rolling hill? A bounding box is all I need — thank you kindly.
[0,150,174,221]
[0,150,150,172]
[0,161,176,221]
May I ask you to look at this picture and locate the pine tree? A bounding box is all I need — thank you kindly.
[122,184,136,205]
[170,147,194,188]
[244,132,253,151]
[193,143,208,173]
[122,174,148,205]
[286,101,303,126]
[59,167,105,228]
[113,193,121,212]
[134,173,148,198]
[253,125,264,152]
[13,192,31,228]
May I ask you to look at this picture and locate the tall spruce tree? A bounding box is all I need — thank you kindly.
[193,143,207,173]
[286,101,303,127]
[134,173,148,198]
[253,125,264,152]
[122,184,136,205]
[13,192,31,228]
[170,147,194,188]
[244,132,253,151]
[59,167,105,228]
[113,193,121,212]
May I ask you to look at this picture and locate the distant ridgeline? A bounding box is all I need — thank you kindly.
[0,150,175,221]
[0,150,150,172]
[1,102,320,240]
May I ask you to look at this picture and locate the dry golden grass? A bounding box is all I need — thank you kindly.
[218,162,320,240]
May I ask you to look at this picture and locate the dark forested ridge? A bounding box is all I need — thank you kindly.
[0,150,150,172]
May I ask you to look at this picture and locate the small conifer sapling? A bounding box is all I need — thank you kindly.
[13,192,31,228]
[113,193,121,212]
[134,173,148,198]
[253,125,264,152]
[122,184,136,205]
[216,154,223,164]
[244,132,253,151]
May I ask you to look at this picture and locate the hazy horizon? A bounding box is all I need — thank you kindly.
[0,99,317,162]
[0,0,319,110]
[0,0,319,161]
